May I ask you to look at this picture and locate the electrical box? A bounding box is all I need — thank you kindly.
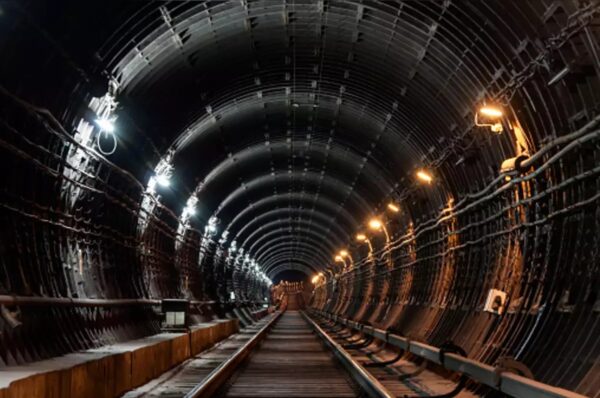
[162,299,188,331]
[484,288,507,315]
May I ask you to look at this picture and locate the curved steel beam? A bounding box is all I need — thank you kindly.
[195,140,394,203]
[254,235,333,263]
[268,264,314,279]
[232,207,349,246]
[262,254,321,275]
[248,228,339,260]
[240,218,346,254]
[213,172,374,222]
[222,193,361,239]
[256,241,331,264]
[260,247,329,269]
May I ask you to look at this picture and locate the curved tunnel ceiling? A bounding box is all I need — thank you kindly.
[97,0,557,278]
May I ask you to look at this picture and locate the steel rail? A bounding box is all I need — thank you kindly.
[301,311,395,398]
[314,310,588,398]
[183,310,282,398]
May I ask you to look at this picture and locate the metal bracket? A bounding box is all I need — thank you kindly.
[493,357,534,387]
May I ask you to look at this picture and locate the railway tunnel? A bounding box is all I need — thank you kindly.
[0,0,599,397]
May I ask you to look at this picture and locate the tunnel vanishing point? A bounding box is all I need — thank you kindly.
[0,1,599,397]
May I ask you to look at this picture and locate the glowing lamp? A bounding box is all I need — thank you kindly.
[356,233,367,241]
[95,117,115,133]
[416,170,433,183]
[479,107,503,118]
[369,219,383,230]
[339,250,348,257]
[475,106,504,132]
[156,174,171,187]
[184,205,196,216]
[387,203,400,212]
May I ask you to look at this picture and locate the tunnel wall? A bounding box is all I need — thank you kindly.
[312,122,600,395]
[0,2,599,397]
[0,89,269,365]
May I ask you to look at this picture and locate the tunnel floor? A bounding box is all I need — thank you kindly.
[218,311,358,398]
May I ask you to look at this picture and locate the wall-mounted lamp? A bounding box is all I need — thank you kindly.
[368,218,390,243]
[156,174,171,187]
[416,170,433,184]
[387,203,400,213]
[339,250,354,269]
[475,106,504,133]
[182,196,197,217]
[311,272,325,285]
[356,233,374,257]
[95,117,116,133]
[369,219,383,230]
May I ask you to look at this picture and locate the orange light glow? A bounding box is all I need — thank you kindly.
[387,203,400,212]
[416,170,433,183]
[479,106,503,118]
[369,219,383,230]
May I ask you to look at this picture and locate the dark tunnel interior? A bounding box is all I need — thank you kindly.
[0,1,599,397]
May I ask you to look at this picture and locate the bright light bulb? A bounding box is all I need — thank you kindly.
[186,206,196,216]
[369,219,382,230]
[95,118,115,133]
[356,233,367,241]
[156,174,170,187]
[334,255,344,262]
[339,250,348,257]
[416,170,433,183]
[479,107,503,118]
[387,203,400,212]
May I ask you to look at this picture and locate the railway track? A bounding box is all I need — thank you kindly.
[120,310,583,398]
[120,311,476,397]
[216,311,359,397]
